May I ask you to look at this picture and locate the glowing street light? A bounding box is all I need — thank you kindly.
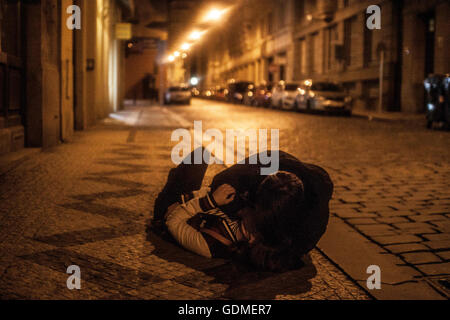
[174,51,180,57]
[190,77,199,86]
[189,30,203,41]
[181,53,188,59]
[181,43,191,51]
[205,8,225,22]
[167,55,175,62]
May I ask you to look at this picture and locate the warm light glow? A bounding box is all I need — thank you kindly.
[182,53,188,59]
[181,43,191,51]
[174,51,180,57]
[205,8,225,22]
[189,30,203,40]
[167,55,175,62]
[190,77,199,86]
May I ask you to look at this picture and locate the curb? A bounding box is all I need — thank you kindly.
[351,112,425,123]
[317,216,446,300]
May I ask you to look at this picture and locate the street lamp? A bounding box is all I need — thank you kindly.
[204,8,225,22]
[181,43,191,51]
[167,55,175,62]
[190,77,199,86]
[174,51,180,57]
[189,30,203,41]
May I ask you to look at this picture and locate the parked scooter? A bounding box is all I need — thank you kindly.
[424,74,450,129]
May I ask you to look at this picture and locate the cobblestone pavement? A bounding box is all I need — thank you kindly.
[0,105,370,300]
[173,99,450,297]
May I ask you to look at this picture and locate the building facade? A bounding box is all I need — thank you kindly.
[189,0,449,114]
[124,0,167,103]
[0,0,133,156]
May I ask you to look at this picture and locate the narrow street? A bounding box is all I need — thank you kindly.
[0,99,448,299]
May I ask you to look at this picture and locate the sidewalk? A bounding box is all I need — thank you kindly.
[0,148,41,177]
[0,106,370,300]
[352,109,425,123]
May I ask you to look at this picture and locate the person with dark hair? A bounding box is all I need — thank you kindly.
[152,148,333,272]
[209,150,333,271]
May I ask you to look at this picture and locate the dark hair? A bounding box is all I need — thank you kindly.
[233,171,306,271]
[245,171,305,245]
[231,240,304,272]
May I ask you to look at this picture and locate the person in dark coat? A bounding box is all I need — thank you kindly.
[210,150,333,256]
[152,149,333,272]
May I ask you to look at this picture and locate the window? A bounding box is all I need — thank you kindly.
[278,1,286,29]
[259,17,265,37]
[267,12,274,34]
[299,38,307,75]
[363,21,373,67]
[295,0,305,21]
[326,25,338,71]
[311,82,344,92]
[1,0,20,56]
[344,18,352,67]
[311,32,322,74]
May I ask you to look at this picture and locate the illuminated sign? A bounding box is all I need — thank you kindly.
[115,23,132,40]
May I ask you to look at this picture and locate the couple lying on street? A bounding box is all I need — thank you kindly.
[152,148,333,272]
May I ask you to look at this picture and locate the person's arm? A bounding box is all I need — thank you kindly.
[165,204,213,258]
[165,184,236,258]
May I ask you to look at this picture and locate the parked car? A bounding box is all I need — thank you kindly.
[243,84,256,105]
[214,87,229,101]
[201,88,215,99]
[295,80,352,115]
[270,81,301,109]
[191,87,200,97]
[424,74,450,129]
[164,86,191,105]
[252,83,273,107]
[226,81,254,103]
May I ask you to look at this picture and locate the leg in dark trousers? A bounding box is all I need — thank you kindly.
[153,147,210,222]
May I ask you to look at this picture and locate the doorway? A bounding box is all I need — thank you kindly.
[279,65,285,81]
[60,0,75,141]
[0,0,25,153]
[423,12,435,78]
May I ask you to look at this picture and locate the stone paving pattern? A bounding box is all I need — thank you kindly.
[175,100,450,293]
[0,105,370,300]
[1,100,449,299]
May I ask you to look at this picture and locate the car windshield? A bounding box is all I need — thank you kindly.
[310,83,343,92]
[235,82,253,91]
[285,84,299,91]
[169,87,188,92]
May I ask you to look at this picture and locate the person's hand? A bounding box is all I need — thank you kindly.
[212,184,236,206]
